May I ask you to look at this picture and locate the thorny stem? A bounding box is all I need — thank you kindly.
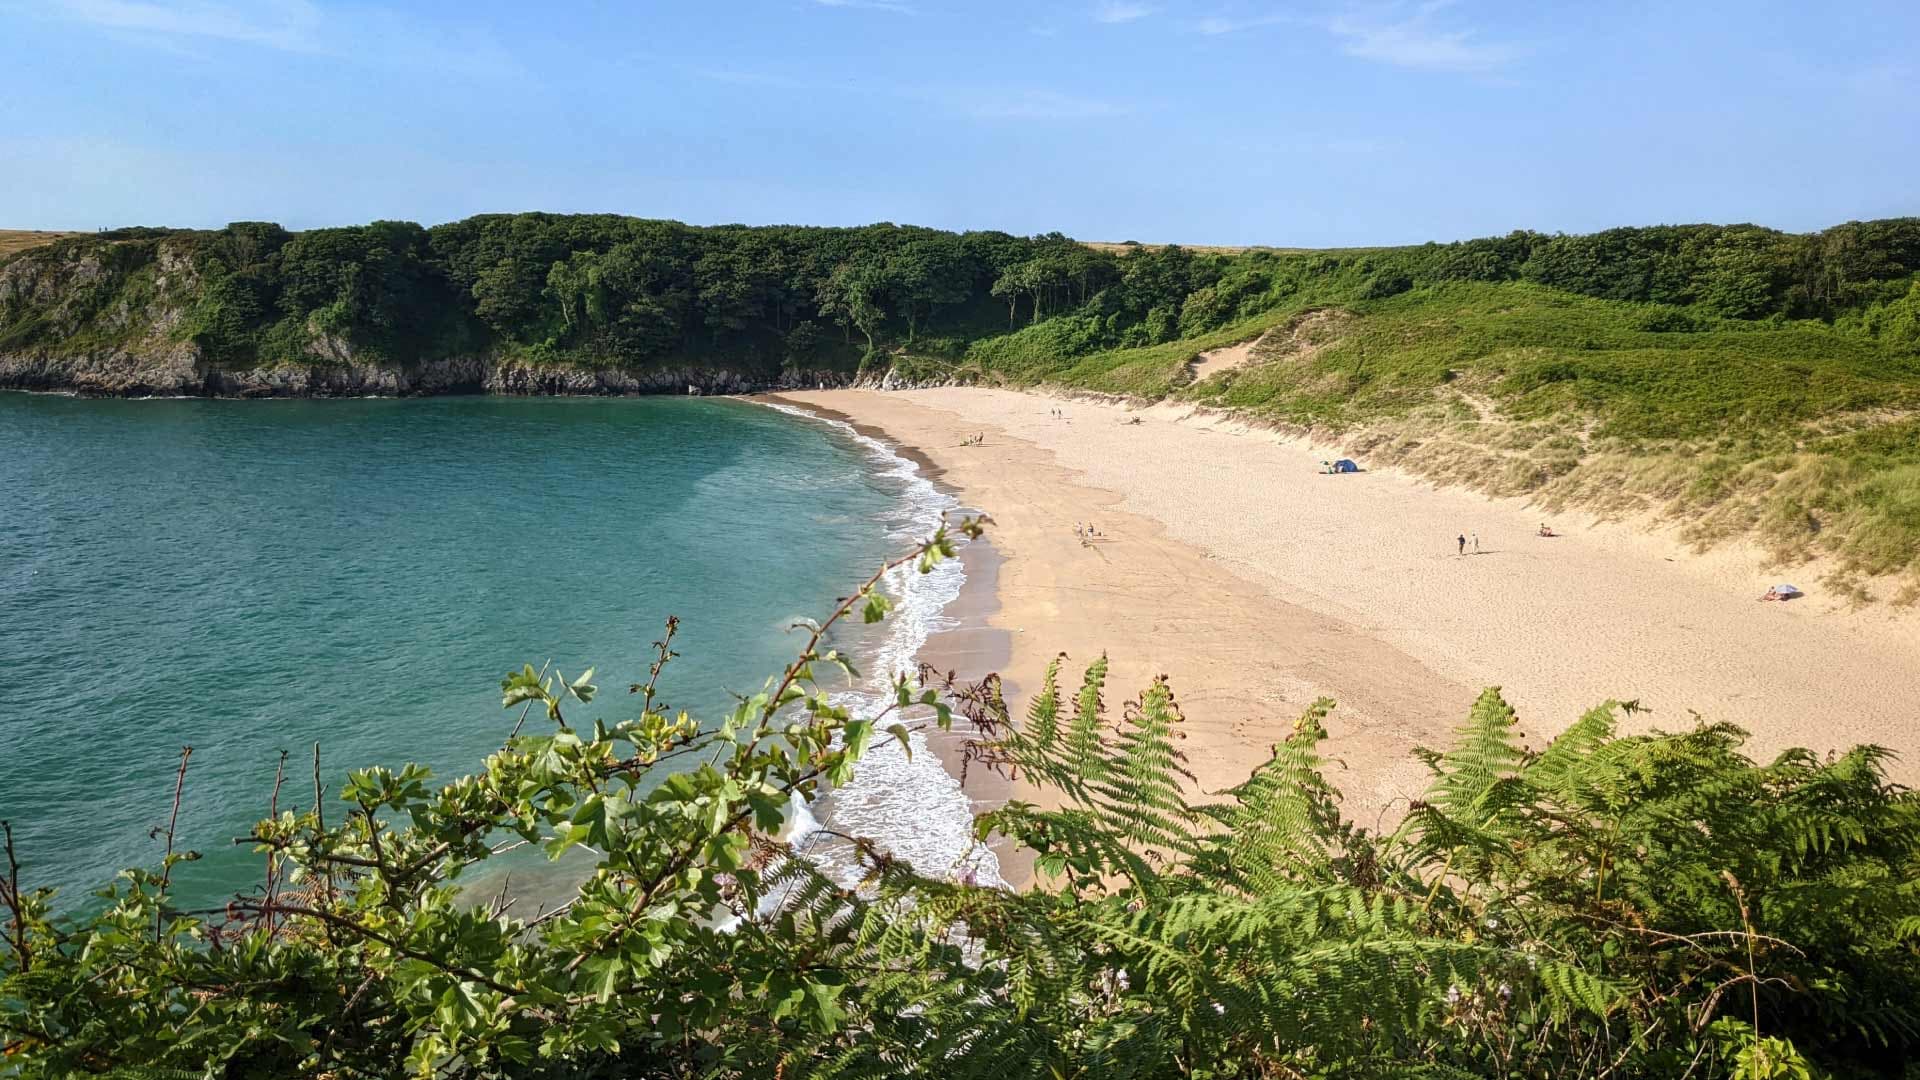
[311,741,339,931]
[264,749,288,937]
[155,745,193,942]
[1723,870,1761,1039]
[2,820,27,972]
[632,617,680,719]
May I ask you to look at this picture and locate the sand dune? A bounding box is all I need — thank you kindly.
[1185,329,1272,383]
[771,388,1920,819]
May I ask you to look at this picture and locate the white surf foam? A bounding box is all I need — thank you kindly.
[758,401,1004,889]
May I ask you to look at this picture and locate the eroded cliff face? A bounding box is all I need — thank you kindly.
[0,351,860,397]
[0,350,862,398]
[0,237,206,394]
[0,240,857,398]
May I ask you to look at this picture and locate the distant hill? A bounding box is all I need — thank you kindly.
[4,213,1919,593]
[1080,240,1298,256]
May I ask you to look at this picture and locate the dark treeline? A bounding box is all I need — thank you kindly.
[6,214,1919,373]
[1411,219,1920,319]
[169,215,1239,369]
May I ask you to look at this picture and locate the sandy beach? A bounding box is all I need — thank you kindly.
[770,387,1920,824]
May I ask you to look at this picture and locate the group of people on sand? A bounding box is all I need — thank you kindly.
[960,431,985,446]
[1049,407,1066,419]
[1074,522,1103,544]
[1455,524,1557,555]
[1448,523,1801,603]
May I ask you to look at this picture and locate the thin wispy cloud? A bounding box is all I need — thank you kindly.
[1094,2,1154,24]
[50,0,322,51]
[812,0,917,13]
[683,68,1127,123]
[39,0,523,77]
[1324,2,1522,73]
[1195,12,1289,35]
[1193,2,1520,74]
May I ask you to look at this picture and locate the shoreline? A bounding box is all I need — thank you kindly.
[760,394,1029,884]
[753,395,1016,888]
[768,387,1920,830]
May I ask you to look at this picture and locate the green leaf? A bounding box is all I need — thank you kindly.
[801,979,847,1032]
[569,666,597,703]
[844,718,874,760]
[584,955,624,1003]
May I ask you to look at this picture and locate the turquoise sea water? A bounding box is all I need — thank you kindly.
[0,393,995,910]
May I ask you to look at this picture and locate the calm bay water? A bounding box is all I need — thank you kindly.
[0,393,993,910]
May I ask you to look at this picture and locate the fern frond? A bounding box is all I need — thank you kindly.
[1194,698,1347,894]
[1525,700,1619,797]
[1430,687,1528,819]
[1063,654,1111,790]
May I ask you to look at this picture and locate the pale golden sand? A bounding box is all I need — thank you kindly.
[772,388,1920,820]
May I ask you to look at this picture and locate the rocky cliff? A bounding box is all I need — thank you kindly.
[0,349,861,398]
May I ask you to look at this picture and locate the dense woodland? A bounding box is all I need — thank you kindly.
[4,215,1918,376]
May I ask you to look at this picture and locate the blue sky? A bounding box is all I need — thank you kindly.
[2,0,1915,245]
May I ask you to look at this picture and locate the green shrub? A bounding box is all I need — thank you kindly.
[1355,270,1412,299]
[1636,303,1709,332]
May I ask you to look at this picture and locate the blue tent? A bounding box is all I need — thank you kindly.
[1332,459,1359,473]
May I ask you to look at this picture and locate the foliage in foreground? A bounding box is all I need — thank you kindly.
[3,528,1918,1078]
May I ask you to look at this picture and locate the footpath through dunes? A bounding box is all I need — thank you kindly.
[771,387,1920,819]
[1184,308,1352,387]
[1184,329,1270,383]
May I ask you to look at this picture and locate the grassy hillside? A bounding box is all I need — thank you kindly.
[0,230,84,258]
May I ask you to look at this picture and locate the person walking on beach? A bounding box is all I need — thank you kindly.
[1457,533,1466,556]
[1472,532,1480,554]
